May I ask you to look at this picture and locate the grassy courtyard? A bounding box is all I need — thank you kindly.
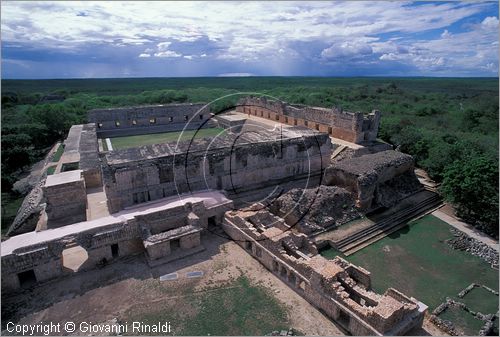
[107,128,225,150]
[121,276,290,336]
[321,215,499,334]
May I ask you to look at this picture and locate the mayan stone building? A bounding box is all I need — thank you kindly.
[2,96,434,335]
[223,205,427,335]
[236,96,381,144]
[88,103,212,138]
[101,125,331,213]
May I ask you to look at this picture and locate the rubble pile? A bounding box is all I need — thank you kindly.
[447,229,499,269]
[270,185,361,234]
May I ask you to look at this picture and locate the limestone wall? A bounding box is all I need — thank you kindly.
[2,191,232,293]
[236,97,380,144]
[79,123,102,188]
[43,171,88,228]
[88,103,211,138]
[222,208,426,335]
[102,132,331,213]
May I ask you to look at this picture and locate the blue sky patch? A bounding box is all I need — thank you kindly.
[1,1,498,78]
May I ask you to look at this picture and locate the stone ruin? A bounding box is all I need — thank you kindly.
[324,150,423,211]
[88,103,212,138]
[236,96,380,144]
[269,185,361,235]
[2,191,233,292]
[2,97,434,334]
[101,125,331,213]
[223,205,427,335]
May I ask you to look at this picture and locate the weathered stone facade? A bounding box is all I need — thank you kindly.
[43,170,87,228]
[223,206,427,335]
[101,126,332,213]
[235,96,380,144]
[3,97,431,337]
[1,191,233,292]
[88,103,212,138]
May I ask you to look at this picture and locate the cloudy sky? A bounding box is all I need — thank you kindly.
[1,1,498,78]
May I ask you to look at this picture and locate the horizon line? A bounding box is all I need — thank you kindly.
[2,75,499,81]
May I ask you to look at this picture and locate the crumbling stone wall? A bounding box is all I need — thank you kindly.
[236,96,380,144]
[9,124,101,236]
[223,207,426,335]
[269,185,361,234]
[1,220,140,292]
[79,123,102,188]
[88,103,212,138]
[324,150,423,211]
[7,178,47,236]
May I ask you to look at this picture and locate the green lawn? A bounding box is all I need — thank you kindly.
[320,215,499,334]
[52,144,65,162]
[121,276,290,336]
[109,128,225,150]
[46,165,56,175]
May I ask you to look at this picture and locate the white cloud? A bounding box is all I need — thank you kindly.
[379,53,399,61]
[321,40,373,60]
[157,41,172,51]
[138,53,151,58]
[1,1,497,75]
[153,50,182,58]
[441,29,452,38]
[482,16,499,29]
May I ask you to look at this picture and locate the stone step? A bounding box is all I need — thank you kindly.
[336,194,443,253]
[337,196,441,250]
[330,145,347,160]
[335,194,441,247]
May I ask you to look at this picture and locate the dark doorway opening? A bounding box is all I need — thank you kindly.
[208,216,217,230]
[18,269,37,288]
[338,309,350,327]
[171,238,180,251]
[111,243,119,258]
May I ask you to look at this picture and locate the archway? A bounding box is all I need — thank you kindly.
[62,244,89,272]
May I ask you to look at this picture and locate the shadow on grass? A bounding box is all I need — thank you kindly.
[387,224,410,239]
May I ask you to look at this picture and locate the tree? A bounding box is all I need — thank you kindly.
[390,126,430,163]
[441,156,499,237]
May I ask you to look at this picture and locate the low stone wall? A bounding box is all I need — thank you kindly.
[223,207,426,336]
[446,228,499,268]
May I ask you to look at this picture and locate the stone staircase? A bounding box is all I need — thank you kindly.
[334,192,443,256]
[330,145,347,161]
